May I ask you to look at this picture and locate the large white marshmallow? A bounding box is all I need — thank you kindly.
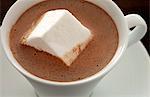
[22,9,93,66]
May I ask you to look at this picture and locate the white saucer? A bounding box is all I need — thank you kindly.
[0,34,150,97]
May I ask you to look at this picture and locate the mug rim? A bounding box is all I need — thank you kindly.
[1,0,128,86]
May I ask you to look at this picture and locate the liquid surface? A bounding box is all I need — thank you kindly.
[9,0,118,82]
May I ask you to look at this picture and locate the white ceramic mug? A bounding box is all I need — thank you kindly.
[0,0,147,97]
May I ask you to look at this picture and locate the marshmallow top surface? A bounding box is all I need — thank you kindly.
[22,9,93,66]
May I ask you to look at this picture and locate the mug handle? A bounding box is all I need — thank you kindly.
[125,14,147,47]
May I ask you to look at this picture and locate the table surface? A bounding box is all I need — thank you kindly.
[0,0,149,54]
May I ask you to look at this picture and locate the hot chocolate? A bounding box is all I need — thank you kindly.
[9,0,118,82]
